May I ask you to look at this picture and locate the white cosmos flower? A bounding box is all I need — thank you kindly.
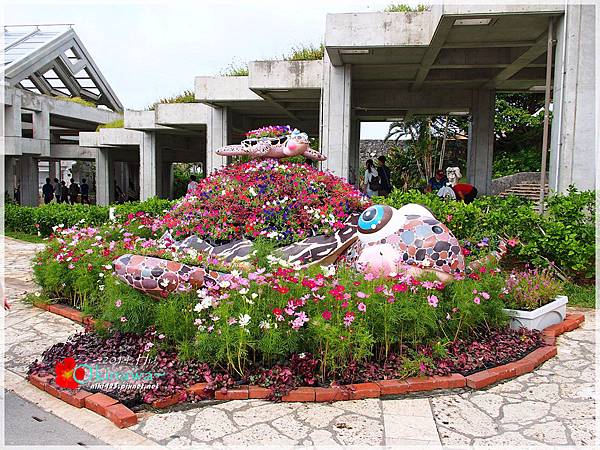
[259,320,271,330]
[238,314,251,328]
[239,288,249,295]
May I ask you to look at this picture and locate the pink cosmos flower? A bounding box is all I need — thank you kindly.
[481,292,490,300]
[356,291,368,299]
[115,299,122,308]
[358,302,367,312]
[120,316,127,322]
[343,311,355,327]
[364,272,376,281]
[427,295,439,308]
[473,296,481,305]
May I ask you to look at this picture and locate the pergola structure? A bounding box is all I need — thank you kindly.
[3,25,122,205]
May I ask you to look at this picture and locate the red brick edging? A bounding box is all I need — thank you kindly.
[29,302,585,427]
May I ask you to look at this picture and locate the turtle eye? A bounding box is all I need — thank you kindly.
[358,205,393,234]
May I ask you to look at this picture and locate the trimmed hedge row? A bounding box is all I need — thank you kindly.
[4,198,174,236]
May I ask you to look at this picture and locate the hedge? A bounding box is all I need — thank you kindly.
[4,198,174,237]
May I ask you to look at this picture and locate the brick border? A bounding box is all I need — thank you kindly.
[29,303,585,428]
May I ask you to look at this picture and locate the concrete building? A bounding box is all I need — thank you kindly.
[191,4,595,195]
[3,25,122,205]
[5,5,595,206]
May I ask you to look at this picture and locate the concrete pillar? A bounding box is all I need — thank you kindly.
[33,103,50,157]
[206,106,229,175]
[320,51,352,179]
[18,155,39,206]
[4,157,17,200]
[348,119,360,186]
[467,89,495,194]
[162,162,173,199]
[6,89,22,139]
[549,5,596,192]
[95,148,114,205]
[48,160,60,180]
[140,132,161,200]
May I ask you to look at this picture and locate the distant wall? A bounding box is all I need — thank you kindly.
[359,140,398,167]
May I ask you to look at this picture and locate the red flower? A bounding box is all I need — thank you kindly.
[322,310,332,321]
[392,283,407,293]
[55,357,85,390]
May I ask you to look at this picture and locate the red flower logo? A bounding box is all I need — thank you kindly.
[55,357,84,389]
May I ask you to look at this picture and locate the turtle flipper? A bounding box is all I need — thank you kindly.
[303,148,327,161]
[216,145,247,156]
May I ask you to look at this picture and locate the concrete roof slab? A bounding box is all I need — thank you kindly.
[195,76,263,104]
[155,103,209,128]
[248,60,322,90]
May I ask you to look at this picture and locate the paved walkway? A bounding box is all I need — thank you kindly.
[2,236,597,447]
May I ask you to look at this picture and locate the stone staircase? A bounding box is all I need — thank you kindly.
[498,180,548,203]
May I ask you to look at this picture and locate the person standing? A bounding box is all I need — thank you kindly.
[68,178,80,204]
[376,155,392,197]
[59,181,69,203]
[80,178,90,204]
[42,178,54,204]
[187,175,198,193]
[363,159,380,198]
[52,178,61,202]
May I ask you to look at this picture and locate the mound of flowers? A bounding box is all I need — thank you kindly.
[153,159,370,244]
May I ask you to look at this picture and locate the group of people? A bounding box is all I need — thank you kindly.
[362,155,393,198]
[42,177,90,205]
[425,167,478,204]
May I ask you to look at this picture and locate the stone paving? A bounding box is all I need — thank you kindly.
[2,236,597,447]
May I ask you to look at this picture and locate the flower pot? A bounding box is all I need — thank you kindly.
[503,295,568,331]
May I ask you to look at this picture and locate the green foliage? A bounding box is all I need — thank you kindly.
[148,90,196,110]
[96,118,124,131]
[562,282,595,308]
[220,62,249,76]
[4,198,174,237]
[5,202,109,236]
[380,188,595,279]
[284,43,324,61]
[384,3,429,12]
[54,96,97,107]
[493,147,541,178]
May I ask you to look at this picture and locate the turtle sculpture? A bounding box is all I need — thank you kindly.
[114,202,507,297]
[113,127,505,296]
[216,126,326,162]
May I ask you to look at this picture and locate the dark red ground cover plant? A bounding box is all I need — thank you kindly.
[28,326,543,405]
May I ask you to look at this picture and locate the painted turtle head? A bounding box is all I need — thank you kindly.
[283,129,310,156]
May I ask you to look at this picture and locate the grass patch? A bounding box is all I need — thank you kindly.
[284,43,324,61]
[148,90,196,110]
[96,117,124,131]
[4,230,46,244]
[384,3,429,12]
[563,282,596,309]
[220,62,249,76]
[54,96,97,107]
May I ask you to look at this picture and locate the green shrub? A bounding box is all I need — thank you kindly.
[384,4,429,12]
[379,188,595,279]
[148,90,196,110]
[284,44,324,61]
[54,96,97,107]
[96,118,124,131]
[220,62,249,77]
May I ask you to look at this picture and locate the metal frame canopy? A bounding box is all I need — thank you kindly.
[4,24,123,112]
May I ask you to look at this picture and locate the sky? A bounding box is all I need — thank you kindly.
[4,0,424,139]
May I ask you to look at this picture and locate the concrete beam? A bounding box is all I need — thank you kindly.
[195,76,263,104]
[124,110,172,131]
[155,103,209,128]
[483,30,550,89]
[248,60,322,90]
[353,87,472,111]
[50,144,97,160]
[412,17,454,91]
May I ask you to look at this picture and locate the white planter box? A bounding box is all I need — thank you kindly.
[503,295,568,331]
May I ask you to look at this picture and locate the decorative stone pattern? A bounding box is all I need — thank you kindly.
[432,307,596,447]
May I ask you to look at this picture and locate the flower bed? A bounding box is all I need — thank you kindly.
[25,159,579,419]
[154,159,369,244]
